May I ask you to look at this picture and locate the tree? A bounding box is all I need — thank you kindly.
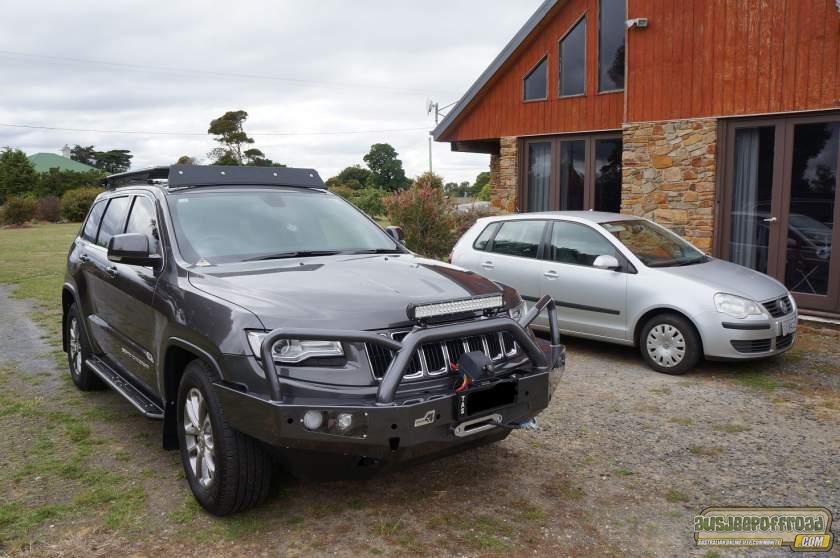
[471,171,490,196]
[207,110,255,164]
[243,148,282,167]
[412,172,444,190]
[35,168,104,198]
[94,149,133,173]
[327,165,373,191]
[363,143,409,191]
[69,145,97,166]
[176,155,198,165]
[0,148,37,204]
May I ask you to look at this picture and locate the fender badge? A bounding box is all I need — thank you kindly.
[414,410,436,427]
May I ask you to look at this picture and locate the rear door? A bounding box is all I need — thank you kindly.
[539,220,628,341]
[73,199,108,342]
[474,219,547,301]
[104,194,162,391]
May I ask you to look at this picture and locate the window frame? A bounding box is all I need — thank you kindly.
[597,0,626,94]
[94,195,132,249]
[124,193,165,266]
[519,132,623,213]
[486,219,549,260]
[522,54,549,103]
[546,219,636,273]
[558,14,588,99]
[472,222,501,251]
[81,198,107,244]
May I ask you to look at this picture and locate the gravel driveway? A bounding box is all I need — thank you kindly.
[1,285,838,557]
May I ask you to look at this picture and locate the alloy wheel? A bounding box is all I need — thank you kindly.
[183,388,216,488]
[68,317,82,377]
[646,324,686,368]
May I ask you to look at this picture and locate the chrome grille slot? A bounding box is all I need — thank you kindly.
[762,295,793,318]
[365,329,523,381]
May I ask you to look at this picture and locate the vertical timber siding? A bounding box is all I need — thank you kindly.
[440,0,624,142]
[626,0,840,123]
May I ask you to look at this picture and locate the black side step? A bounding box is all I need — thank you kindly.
[86,358,164,419]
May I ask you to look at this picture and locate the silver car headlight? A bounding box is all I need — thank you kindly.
[713,293,766,319]
[508,299,528,321]
[246,331,344,363]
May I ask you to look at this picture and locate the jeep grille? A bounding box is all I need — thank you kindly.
[365,331,519,381]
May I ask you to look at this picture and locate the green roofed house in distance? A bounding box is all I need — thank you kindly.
[28,150,97,173]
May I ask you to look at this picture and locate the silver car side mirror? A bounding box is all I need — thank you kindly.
[593,255,620,270]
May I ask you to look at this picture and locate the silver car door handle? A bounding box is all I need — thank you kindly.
[544,270,559,279]
[79,253,90,263]
[105,265,119,278]
[481,261,495,269]
[763,216,777,223]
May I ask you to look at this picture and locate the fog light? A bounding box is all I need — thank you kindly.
[336,413,353,432]
[303,410,324,431]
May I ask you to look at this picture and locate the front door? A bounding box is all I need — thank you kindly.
[722,113,840,314]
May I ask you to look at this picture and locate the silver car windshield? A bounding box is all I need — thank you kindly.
[168,188,399,264]
[602,220,707,267]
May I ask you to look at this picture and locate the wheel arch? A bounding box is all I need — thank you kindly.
[161,338,225,450]
[632,307,705,354]
[61,284,83,353]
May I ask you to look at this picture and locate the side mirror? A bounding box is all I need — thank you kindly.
[385,225,405,245]
[108,233,161,267]
[593,254,620,270]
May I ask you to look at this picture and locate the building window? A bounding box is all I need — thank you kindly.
[523,56,548,101]
[559,17,586,97]
[598,0,626,92]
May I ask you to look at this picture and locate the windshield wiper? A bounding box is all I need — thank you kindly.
[676,255,709,266]
[346,248,404,255]
[242,250,343,262]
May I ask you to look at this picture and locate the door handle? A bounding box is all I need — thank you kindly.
[79,253,90,263]
[105,265,119,278]
[763,216,778,223]
[544,270,559,279]
[481,261,495,269]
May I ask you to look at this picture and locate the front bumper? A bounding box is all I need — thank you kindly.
[702,311,798,360]
[216,295,565,472]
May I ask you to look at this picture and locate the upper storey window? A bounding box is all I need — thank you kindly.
[559,17,586,97]
[523,56,548,101]
[599,0,626,91]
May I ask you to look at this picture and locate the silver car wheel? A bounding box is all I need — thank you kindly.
[68,317,82,376]
[646,324,686,368]
[184,388,216,488]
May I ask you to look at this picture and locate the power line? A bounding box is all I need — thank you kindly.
[0,122,431,138]
[0,49,458,96]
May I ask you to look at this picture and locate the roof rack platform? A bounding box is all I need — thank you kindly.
[104,165,325,190]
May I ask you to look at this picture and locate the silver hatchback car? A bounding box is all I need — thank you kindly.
[451,212,797,374]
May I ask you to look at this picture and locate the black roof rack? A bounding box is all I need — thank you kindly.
[103,165,325,190]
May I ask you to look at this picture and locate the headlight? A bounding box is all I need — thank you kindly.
[246,331,344,363]
[713,293,766,319]
[508,299,528,321]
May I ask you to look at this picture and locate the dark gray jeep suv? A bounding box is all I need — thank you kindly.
[62,165,565,515]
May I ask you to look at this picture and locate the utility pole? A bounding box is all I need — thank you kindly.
[426,100,440,176]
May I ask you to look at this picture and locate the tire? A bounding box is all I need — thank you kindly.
[65,303,104,390]
[639,313,701,375]
[176,360,272,515]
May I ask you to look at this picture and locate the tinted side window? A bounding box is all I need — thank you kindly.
[548,221,617,267]
[490,221,545,259]
[82,200,107,243]
[96,196,131,248]
[473,223,499,251]
[125,196,160,255]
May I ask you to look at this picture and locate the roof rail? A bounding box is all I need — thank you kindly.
[103,165,326,190]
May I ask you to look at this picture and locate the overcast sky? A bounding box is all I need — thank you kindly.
[0,0,543,184]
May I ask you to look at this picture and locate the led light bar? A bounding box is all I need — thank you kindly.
[408,295,504,321]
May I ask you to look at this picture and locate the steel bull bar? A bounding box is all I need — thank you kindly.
[259,295,563,404]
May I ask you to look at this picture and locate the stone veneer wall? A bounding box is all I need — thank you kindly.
[489,136,519,212]
[621,118,718,252]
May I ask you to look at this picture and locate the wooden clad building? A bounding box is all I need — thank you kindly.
[434,0,840,317]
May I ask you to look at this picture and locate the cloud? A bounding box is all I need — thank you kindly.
[0,0,542,182]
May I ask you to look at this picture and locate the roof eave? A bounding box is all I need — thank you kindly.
[432,0,561,142]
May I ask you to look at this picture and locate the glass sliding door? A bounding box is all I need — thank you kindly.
[594,138,623,212]
[525,142,552,212]
[723,113,840,315]
[783,122,839,299]
[559,140,585,210]
[729,126,776,274]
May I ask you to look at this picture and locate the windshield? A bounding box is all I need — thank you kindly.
[601,219,706,267]
[167,188,399,264]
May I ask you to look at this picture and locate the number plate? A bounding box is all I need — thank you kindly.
[780,318,797,336]
[455,380,517,418]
